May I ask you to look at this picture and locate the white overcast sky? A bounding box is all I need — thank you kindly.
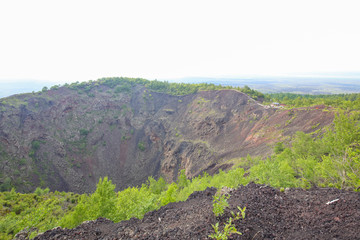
[0,0,359,84]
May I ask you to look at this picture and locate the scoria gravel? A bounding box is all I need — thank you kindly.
[16,183,360,240]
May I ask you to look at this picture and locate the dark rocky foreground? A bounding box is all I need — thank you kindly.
[18,183,360,240]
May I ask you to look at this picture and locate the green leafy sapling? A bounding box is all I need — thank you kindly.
[212,193,229,217]
[231,206,246,220]
[209,217,242,240]
[209,192,246,240]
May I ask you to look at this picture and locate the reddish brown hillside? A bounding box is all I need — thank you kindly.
[0,85,334,193]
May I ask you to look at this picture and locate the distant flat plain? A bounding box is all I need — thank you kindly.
[1,75,360,98]
[170,76,360,95]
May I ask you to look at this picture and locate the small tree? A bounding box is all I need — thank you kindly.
[60,176,117,228]
[90,177,117,219]
[274,142,285,154]
[177,169,189,189]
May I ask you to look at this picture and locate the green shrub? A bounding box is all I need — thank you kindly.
[177,170,189,189]
[34,187,50,196]
[31,141,41,151]
[274,142,285,154]
[138,141,145,151]
[209,196,245,240]
[212,193,229,217]
[60,177,117,228]
[79,129,89,136]
[209,218,242,240]
[114,84,131,93]
[147,176,167,195]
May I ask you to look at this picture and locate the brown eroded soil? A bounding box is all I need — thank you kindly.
[26,183,360,240]
[0,86,334,193]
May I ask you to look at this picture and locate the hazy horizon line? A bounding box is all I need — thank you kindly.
[1,71,360,86]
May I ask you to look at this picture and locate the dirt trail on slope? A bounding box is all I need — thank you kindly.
[18,183,359,240]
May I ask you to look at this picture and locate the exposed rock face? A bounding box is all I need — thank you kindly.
[0,85,333,193]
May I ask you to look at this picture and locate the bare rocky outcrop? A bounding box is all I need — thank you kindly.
[0,85,334,193]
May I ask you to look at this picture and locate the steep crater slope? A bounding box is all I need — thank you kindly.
[0,84,333,193]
